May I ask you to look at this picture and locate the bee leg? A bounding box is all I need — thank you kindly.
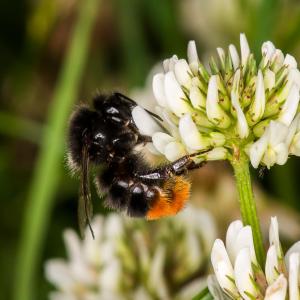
[137,135,152,144]
[135,150,210,181]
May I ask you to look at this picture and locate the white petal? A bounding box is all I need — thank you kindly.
[240,33,250,65]
[211,239,237,294]
[265,274,287,300]
[234,248,257,300]
[284,54,297,69]
[290,132,300,156]
[132,106,162,136]
[179,114,210,150]
[288,68,300,87]
[189,84,206,109]
[269,216,282,258]
[152,132,175,154]
[163,58,170,72]
[225,220,243,264]
[263,147,278,169]
[164,141,186,161]
[265,245,279,285]
[207,275,230,300]
[174,59,192,88]
[187,40,199,73]
[264,69,276,90]
[268,121,289,147]
[286,113,300,146]
[249,128,270,168]
[229,44,240,70]
[153,73,168,107]
[206,147,227,160]
[164,71,191,117]
[288,252,300,300]
[104,214,123,239]
[278,84,300,126]
[63,229,82,263]
[206,75,219,120]
[187,40,199,65]
[217,47,226,68]
[271,49,284,72]
[148,245,170,300]
[99,259,121,291]
[285,241,300,266]
[262,41,276,67]
[231,71,249,138]
[235,226,257,264]
[206,75,231,128]
[251,70,266,121]
[45,259,74,290]
[163,55,178,72]
[274,143,289,165]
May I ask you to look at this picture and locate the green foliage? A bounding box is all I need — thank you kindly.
[13,1,100,299]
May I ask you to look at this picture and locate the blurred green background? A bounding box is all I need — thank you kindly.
[1,0,300,299]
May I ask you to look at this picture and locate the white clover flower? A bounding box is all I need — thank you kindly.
[210,217,300,300]
[45,206,217,300]
[132,33,300,169]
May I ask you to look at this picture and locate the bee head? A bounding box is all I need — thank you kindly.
[68,106,108,168]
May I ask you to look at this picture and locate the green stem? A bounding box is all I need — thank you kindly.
[230,151,265,267]
[13,1,100,300]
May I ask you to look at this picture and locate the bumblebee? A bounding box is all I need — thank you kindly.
[68,92,207,237]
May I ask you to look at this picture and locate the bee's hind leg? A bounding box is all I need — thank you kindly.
[135,150,210,181]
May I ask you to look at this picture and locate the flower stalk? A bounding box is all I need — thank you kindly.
[230,149,265,268]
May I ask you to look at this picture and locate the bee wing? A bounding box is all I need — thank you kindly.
[78,145,94,239]
[114,92,163,121]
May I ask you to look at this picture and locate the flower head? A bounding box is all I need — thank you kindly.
[45,207,216,300]
[132,33,300,169]
[210,217,300,300]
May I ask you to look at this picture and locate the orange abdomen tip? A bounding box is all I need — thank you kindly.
[146,176,190,220]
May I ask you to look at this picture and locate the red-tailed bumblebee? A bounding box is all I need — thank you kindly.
[68,92,207,237]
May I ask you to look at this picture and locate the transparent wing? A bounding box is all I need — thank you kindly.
[114,92,163,121]
[78,145,94,239]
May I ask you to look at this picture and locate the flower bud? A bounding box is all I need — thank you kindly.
[153,73,168,107]
[240,33,250,66]
[206,76,231,128]
[247,70,266,124]
[132,106,163,136]
[265,245,279,285]
[206,147,227,161]
[229,44,240,70]
[187,40,199,74]
[231,70,249,138]
[211,239,239,297]
[179,114,210,150]
[234,248,259,300]
[174,59,192,88]
[164,71,192,117]
[209,132,226,147]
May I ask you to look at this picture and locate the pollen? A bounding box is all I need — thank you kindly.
[146,176,190,220]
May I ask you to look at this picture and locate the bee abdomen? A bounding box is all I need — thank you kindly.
[146,176,190,220]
